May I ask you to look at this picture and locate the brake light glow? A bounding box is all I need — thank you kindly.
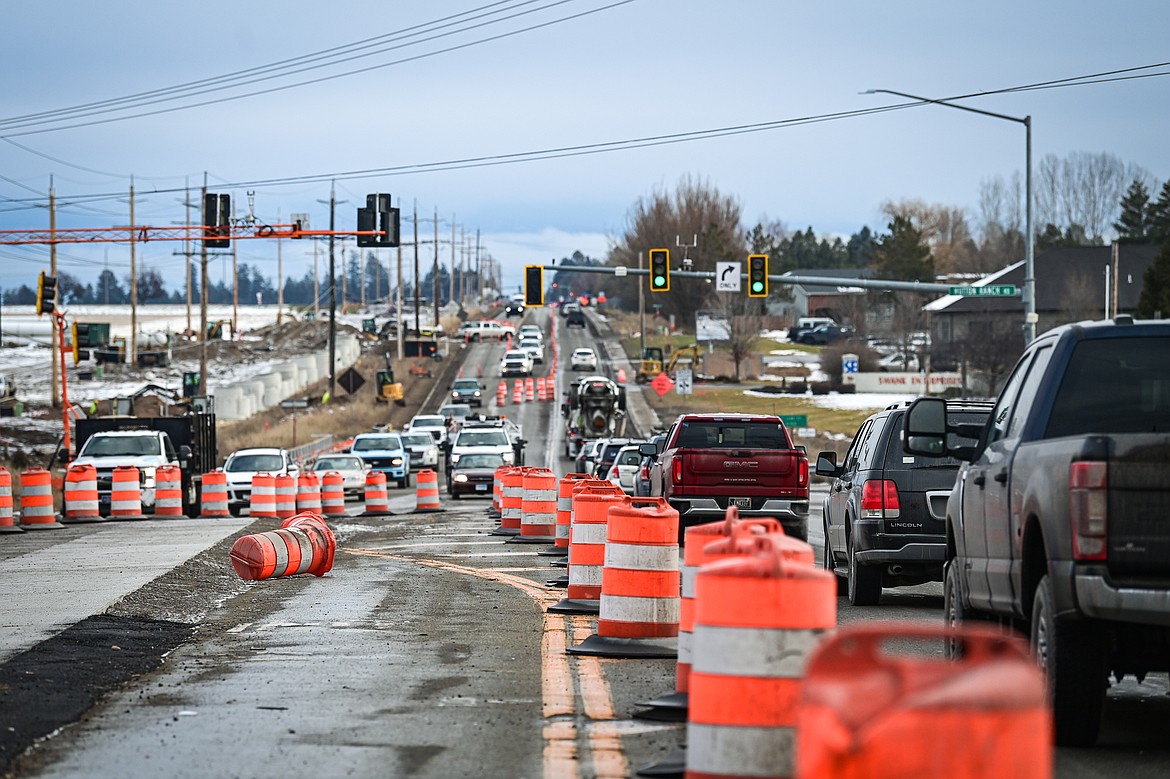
[672,457,683,484]
[860,480,900,519]
[1070,461,1108,560]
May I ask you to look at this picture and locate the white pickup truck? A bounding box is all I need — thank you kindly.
[69,430,183,515]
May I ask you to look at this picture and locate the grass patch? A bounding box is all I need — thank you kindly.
[644,384,872,438]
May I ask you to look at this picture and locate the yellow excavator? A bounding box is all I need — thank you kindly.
[635,344,700,384]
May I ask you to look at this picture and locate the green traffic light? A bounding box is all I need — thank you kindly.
[751,281,764,292]
[654,275,666,287]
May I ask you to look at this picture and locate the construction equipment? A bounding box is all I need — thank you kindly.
[635,344,700,384]
[561,375,626,459]
[375,370,405,406]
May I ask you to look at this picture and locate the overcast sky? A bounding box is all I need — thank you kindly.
[2,0,1168,298]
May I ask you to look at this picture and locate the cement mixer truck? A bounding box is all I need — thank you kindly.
[561,375,626,459]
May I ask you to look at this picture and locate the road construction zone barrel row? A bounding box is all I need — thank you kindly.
[482,473,1053,779]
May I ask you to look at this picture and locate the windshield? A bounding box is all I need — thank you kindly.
[452,381,480,390]
[227,453,284,472]
[401,433,434,447]
[456,431,509,447]
[80,435,162,457]
[352,436,402,452]
[314,456,363,471]
[441,406,472,418]
[412,417,444,428]
[674,421,791,449]
[455,453,506,469]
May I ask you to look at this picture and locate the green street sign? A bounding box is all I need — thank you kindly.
[949,285,1018,297]
[780,414,808,428]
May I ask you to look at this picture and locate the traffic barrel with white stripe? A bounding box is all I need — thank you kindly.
[296,472,322,514]
[509,467,557,544]
[492,466,525,536]
[62,463,102,523]
[229,512,338,580]
[569,497,680,658]
[321,471,347,517]
[525,377,535,402]
[537,377,548,402]
[249,473,279,518]
[110,466,148,521]
[199,470,230,518]
[490,465,509,518]
[154,465,186,519]
[363,470,392,516]
[541,472,592,560]
[548,482,625,614]
[496,381,508,406]
[19,467,63,529]
[798,624,1049,779]
[274,473,297,519]
[414,469,442,512]
[0,467,21,533]
[685,540,835,779]
[512,380,524,404]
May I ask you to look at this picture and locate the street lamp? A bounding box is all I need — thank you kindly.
[862,88,1036,343]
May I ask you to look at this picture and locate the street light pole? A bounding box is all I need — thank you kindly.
[863,88,1036,343]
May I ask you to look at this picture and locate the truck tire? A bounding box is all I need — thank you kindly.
[942,558,978,658]
[822,515,847,596]
[847,531,882,607]
[1031,574,1106,747]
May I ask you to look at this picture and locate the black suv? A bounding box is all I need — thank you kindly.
[815,399,991,606]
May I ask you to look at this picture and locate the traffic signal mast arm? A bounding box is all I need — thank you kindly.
[0,223,386,245]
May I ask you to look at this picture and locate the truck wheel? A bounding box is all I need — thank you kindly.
[399,473,410,489]
[823,516,846,596]
[1032,574,1106,747]
[847,532,882,607]
[942,558,976,658]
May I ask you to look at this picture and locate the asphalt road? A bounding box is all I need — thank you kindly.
[3,308,1170,777]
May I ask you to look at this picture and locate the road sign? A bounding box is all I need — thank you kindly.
[949,285,1017,297]
[780,414,808,428]
[715,262,741,292]
[675,368,693,395]
[650,372,674,397]
[337,367,366,395]
[280,398,310,410]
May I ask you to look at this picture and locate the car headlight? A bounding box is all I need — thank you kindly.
[502,452,514,464]
[391,458,403,466]
[473,390,481,397]
[453,474,469,483]
[450,454,461,464]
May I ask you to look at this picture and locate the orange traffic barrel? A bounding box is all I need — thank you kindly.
[230,512,338,580]
[320,471,346,518]
[490,465,509,519]
[537,377,548,402]
[685,543,836,779]
[155,465,187,519]
[540,472,592,564]
[525,377,535,401]
[109,465,148,521]
[496,380,507,406]
[18,467,63,529]
[512,380,523,405]
[570,497,681,658]
[0,467,21,533]
[797,624,1050,779]
[249,472,279,518]
[363,470,392,516]
[274,473,297,519]
[296,472,322,514]
[414,469,442,512]
[198,470,230,518]
[62,463,103,524]
[548,483,625,614]
[492,467,525,535]
[509,468,557,544]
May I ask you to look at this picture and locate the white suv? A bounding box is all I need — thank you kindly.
[570,348,598,371]
[222,447,300,516]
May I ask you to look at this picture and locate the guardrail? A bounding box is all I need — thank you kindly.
[289,435,335,465]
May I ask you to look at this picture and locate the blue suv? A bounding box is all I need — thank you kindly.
[350,433,411,488]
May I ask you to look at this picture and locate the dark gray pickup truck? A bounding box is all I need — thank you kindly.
[905,316,1170,747]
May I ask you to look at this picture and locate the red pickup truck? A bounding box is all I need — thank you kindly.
[643,413,810,542]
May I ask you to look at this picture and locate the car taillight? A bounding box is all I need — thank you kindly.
[672,458,683,484]
[1070,461,1107,560]
[798,457,809,487]
[860,480,900,519]
[639,463,650,481]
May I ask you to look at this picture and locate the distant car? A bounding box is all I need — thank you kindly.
[788,316,837,342]
[594,438,640,480]
[518,324,543,342]
[399,431,440,471]
[500,349,534,377]
[565,309,586,328]
[310,453,369,498]
[448,452,508,499]
[449,378,485,407]
[575,439,603,476]
[603,444,645,495]
[570,348,598,371]
[560,302,581,318]
[505,302,526,317]
[438,403,474,428]
[223,447,300,516]
[634,434,665,497]
[350,433,411,488]
[518,337,545,364]
[797,324,856,345]
[877,352,921,372]
[407,414,449,445]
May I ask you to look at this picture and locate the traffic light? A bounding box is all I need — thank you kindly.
[649,248,670,292]
[358,194,399,247]
[36,271,57,315]
[202,193,231,249]
[524,265,544,306]
[748,254,769,298]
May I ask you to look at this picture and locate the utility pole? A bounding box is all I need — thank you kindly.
[231,199,238,335]
[449,216,457,306]
[396,214,404,360]
[433,206,440,328]
[638,250,646,358]
[475,229,482,305]
[328,183,337,397]
[413,201,420,335]
[276,209,283,325]
[199,174,209,396]
[49,180,58,408]
[129,179,138,368]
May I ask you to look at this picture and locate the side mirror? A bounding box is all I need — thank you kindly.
[179,445,192,460]
[57,448,71,464]
[904,397,948,457]
[638,442,657,457]
[814,451,840,478]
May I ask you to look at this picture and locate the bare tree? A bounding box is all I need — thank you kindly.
[706,290,764,380]
[882,199,979,275]
[976,174,1025,271]
[1059,269,1101,323]
[1033,152,1147,244]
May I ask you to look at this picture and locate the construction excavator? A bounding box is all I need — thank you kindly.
[635,344,700,384]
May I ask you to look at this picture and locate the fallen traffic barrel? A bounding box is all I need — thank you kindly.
[797,624,1050,779]
[62,463,103,523]
[19,467,63,529]
[509,467,557,544]
[296,472,322,514]
[229,512,337,580]
[414,469,442,512]
[249,472,279,518]
[363,470,392,516]
[154,465,187,519]
[0,467,21,533]
[321,471,346,518]
[548,482,624,614]
[686,541,836,779]
[274,473,297,519]
[198,470,230,518]
[109,466,148,521]
[569,497,680,657]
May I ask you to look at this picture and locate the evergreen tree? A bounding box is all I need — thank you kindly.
[845,227,875,268]
[1148,181,1170,244]
[873,217,934,281]
[1136,241,1170,318]
[1114,180,1150,242]
[96,269,126,304]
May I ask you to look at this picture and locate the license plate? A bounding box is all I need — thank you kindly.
[99,494,111,507]
[729,497,751,509]
[475,484,488,491]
